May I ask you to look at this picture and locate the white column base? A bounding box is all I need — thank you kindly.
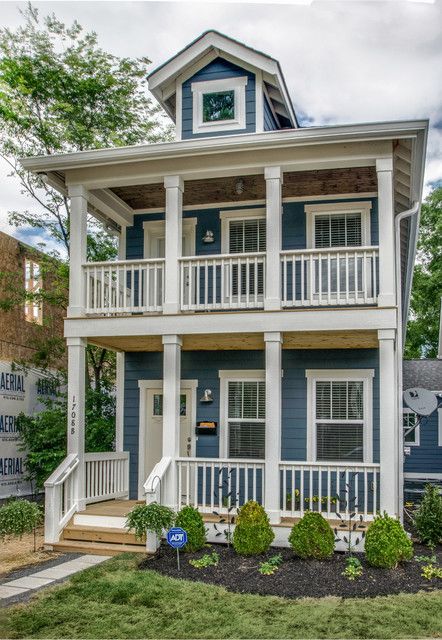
[377,293,396,307]
[264,297,282,311]
[162,302,180,315]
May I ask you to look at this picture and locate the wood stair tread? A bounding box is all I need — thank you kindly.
[51,540,147,556]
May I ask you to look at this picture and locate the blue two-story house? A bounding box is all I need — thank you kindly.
[22,31,428,553]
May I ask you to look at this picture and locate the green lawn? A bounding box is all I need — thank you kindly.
[1,554,441,639]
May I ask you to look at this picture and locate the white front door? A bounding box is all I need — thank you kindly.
[145,388,193,482]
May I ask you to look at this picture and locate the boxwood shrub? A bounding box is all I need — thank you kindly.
[365,512,413,568]
[413,484,442,546]
[233,501,274,555]
[288,511,334,560]
[175,505,207,552]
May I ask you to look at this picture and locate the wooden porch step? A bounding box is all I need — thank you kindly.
[50,539,147,556]
[62,524,140,546]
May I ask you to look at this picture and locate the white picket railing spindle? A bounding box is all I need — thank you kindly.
[281,246,379,307]
[83,259,165,314]
[179,252,265,311]
[84,452,130,504]
[279,461,380,520]
[176,458,265,513]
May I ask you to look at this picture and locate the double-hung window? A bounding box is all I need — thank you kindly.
[403,409,419,446]
[220,371,265,459]
[307,370,374,463]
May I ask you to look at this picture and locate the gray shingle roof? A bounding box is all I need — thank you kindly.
[403,359,442,391]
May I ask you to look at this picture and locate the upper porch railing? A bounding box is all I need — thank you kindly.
[81,246,379,315]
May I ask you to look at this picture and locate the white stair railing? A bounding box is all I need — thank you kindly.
[179,253,266,311]
[83,258,164,315]
[44,454,79,544]
[177,457,265,513]
[85,452,129,504]
[143,456,172,553]
[279,461,380,520]
[281,246,378,307]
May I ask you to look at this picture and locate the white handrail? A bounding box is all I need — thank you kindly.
[44,454,79,544]
[144,456,172,500]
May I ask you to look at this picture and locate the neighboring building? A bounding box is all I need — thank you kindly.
[0,231,65,499]
[21,31,428,552]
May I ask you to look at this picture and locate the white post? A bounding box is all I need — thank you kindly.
[162,334,182,509]
[115,227,126,453]
[264,167,283,311]
[376,158,396,307]
[67,337,87,510]
[264,331,282,523]
[378,328,399,516]
[67,185,88,317]
[164,176,184,314]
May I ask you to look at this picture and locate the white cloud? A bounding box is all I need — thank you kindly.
[0,0,440,242]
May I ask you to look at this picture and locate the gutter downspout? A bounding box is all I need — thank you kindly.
[395,201,420,521]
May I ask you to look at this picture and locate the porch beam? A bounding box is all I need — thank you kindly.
[378,328,399,516]
[264,167,283,311]
[376,158,396,307]
[67,185,88,317]
[164,176,184,314]
[66,337,87,510]
[162,334,182,509]
[264,331,283,523]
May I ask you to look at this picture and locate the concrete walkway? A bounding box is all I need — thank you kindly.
[0,554,110,603]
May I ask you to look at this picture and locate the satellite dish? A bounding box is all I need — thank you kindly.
[403,388,438,416]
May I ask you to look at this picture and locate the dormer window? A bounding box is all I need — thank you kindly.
[191,77,247,135]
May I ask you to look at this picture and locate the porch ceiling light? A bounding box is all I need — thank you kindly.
[200,389,214,403]
[235,178,244,195]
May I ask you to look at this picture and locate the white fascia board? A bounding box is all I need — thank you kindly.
[20,120,429,176]
[64,306,397,340]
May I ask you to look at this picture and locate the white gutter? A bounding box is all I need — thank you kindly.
[395,201,420,521]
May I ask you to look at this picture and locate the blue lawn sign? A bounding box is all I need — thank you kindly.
[167,527,187,548]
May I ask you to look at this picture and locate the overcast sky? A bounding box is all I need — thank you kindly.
[1,0,441,249]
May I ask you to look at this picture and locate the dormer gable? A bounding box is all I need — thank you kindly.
[148,30,298,140]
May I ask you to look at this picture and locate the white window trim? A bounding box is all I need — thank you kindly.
[305,201,372,249]
[219,369,265,458]
[143,218,197,258]
[306,369,374,463]
[191,76,248,135]
[219,208,266,254]
[403,408,420,447]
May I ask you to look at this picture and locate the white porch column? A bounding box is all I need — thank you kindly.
[162,334,182,509]
[264,167,283,311]
[378,328,399,516]
[67,185,88,317]
[376,158,396,307]
[115,227,126,453]
[264,331,282,523]
[67,337,87,510]
[164,176,184,314]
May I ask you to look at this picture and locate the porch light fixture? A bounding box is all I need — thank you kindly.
[235,178,244,195]
[200,389,214,403]
[202,230,215,243]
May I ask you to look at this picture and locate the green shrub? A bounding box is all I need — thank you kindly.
[232,501,274,555]
[288,511,334,560]
[175,505,206,552]
[125,503,174,540]
[365,513,413,568]
[0,499,42,539]
[413,484,442,546]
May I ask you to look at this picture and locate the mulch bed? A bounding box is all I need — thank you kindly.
[140,542,442,599]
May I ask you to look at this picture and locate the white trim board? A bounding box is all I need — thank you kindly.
[402,407,420,447]
[191,76,248,135]
[137,379,198,499]
[306,368,375,464]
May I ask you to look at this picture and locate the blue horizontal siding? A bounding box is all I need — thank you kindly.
[264,95,278,131]
[124,348,379,498]
[404,409,442,474]
[181,58,256,140]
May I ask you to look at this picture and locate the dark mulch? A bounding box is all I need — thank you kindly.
[139,542,442,599]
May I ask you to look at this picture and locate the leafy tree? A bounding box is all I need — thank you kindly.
[405,186,442,358]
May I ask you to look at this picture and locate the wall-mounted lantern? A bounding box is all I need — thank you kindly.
[202,230,215,244]
[200,389,214,403]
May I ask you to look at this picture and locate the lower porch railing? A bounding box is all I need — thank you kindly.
[176,458,265,513]
[44,451,130,544]
[279,462,380,520]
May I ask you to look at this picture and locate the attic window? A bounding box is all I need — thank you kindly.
[191,76,247,135]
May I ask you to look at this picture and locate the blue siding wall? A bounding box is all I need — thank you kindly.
[404,410,442,474]
[264,95,278,131]
[124,348,379,498]
[126,198,378,259]
[182,58,256,140]
[281,349,380,462]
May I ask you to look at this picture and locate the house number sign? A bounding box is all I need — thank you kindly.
[70,395,77,435]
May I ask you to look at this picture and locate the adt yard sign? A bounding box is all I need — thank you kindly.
[167,527,187,549]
